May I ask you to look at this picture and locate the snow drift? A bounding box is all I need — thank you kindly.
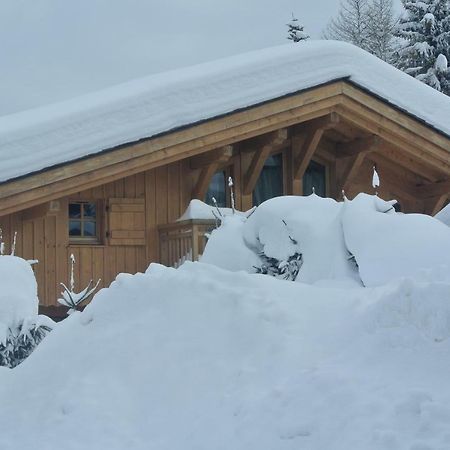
[1,262,450,449]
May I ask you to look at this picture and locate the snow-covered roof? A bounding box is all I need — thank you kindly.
[1,40,450,184]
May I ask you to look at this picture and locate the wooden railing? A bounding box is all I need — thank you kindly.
[158,219,216,267]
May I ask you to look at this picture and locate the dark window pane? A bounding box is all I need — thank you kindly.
[253,154,283,206]
[69,220,82,236]
[205,171,226,207]
[83,221,96,237]
[303,160,326,197]
[83,203,96,218]
[69,203,81,218]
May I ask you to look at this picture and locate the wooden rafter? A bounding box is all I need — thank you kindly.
[243,129,288,195]
[293,112,340,179]
[335,102,450,174]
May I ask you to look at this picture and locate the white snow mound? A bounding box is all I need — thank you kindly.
[203,194,450,287]
[1,262,450,449]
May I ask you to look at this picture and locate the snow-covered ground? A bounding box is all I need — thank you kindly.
[1,40,450,183]
[0,194,450,449]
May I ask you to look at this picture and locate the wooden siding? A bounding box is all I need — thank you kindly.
[0,137,435,308]
[0,163,190,307]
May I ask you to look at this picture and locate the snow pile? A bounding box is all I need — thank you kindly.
[0,256,38,331]
[342,194,450,286]
[1,40,450,183]
[0,256,54,367]
[203,193,450,287]
[1,262,450,448]
[366,275,450,343]
[177,199,247,221]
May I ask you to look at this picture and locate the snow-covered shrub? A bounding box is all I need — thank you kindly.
[255,251,303,280]
[57,254,100,314]
[0,255,54,368]
[202,193,450,287]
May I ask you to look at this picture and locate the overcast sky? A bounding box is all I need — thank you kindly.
[0,0,402,116]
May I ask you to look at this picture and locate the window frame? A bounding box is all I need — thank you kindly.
[68,200,103,245]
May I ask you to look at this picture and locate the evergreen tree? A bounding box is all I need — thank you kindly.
[394,0,450,95]
[287,14,310,42]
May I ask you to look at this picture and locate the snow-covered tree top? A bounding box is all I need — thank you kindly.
[0,40,450,183]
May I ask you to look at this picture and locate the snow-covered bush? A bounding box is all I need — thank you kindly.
[0,255,54,368]
[202,193,450,287]
[57,254,100,314]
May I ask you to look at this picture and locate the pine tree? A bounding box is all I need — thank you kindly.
[287,14,310,42]
[394,0,450,95]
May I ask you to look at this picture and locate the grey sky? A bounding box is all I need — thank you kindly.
[0,0,402,116]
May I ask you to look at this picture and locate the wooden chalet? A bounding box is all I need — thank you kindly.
[0,42,450,316]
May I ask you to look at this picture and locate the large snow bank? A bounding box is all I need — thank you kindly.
[1,40,450,183]
[203,194,450,287]
[1,262,450,449]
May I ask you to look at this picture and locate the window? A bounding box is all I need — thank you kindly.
[303,160,327,197]
[69,202,99,243]
[205,171,227,207]
[253,154,283,206]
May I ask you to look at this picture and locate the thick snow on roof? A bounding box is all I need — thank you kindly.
[1,40,450,184]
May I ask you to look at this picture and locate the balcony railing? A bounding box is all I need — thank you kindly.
[158,219,216,267]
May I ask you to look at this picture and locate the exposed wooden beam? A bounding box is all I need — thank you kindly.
[293,113,340,179]
[243,129,288,195]
[339,152,367,193]
[426,194,449,216]
[192,162,220,200]
[415,179,450,199]
[336,101,450,174]
[189,145,233,169]
[336,135,381,158]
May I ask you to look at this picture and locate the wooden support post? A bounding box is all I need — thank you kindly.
[339,152,367,193]
[293,113,340,180]
[243,129,288,195]
[190,145,234,200]
[243,146,273,195]
[426,194,449,216]
[192,162,220,200]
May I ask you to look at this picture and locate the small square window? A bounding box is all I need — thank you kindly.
[68,202,100,243]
